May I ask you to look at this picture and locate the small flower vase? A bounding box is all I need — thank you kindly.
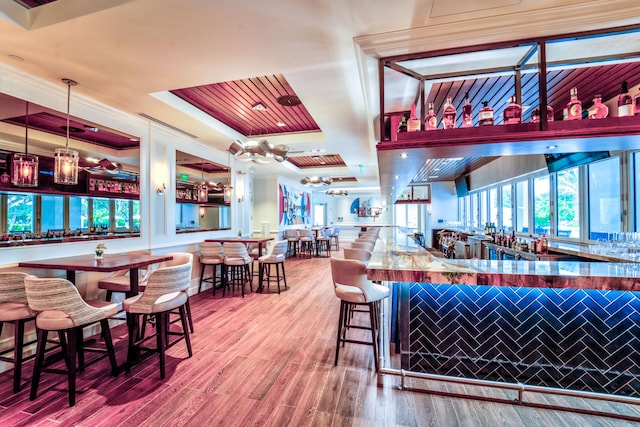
[95,251,104,260]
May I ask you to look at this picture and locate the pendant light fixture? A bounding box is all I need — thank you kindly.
[197,158,208,203]
[12,101,39,187]
[54,78,80,185]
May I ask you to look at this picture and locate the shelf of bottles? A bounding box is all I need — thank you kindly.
[383,25,640,147]
[176,188,200,203]
[88,177,139,198]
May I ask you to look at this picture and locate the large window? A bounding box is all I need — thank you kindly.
[515,180,529,233]
[489,188,498,226]
[92,198,111,229]
[69,196,89,231]
[501,184,513,232]
[41,194,64,232]
[556,167,580,238]
[533,175,550,235]
[114,199,131,230]
[470,193,479,228]
[7,193,34,233]
[589,157,621,240]
[479,191,487,227]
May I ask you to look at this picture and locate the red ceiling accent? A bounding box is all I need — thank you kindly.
[3,112,139,150]
[181,162,229,174]
[13,0,58,8]
[171,74,321,137]
[287,154,346,168]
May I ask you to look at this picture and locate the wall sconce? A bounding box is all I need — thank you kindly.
[156,182,166,195]
[199,206,206,218]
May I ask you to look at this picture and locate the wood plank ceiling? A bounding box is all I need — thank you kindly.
[171,74,321,137]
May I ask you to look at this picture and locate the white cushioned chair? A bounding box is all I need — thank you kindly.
[257,240,288,294]
[198,242,224,295]
[222,243,252,297]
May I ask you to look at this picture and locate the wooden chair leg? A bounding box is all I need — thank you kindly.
[335,300,345,366]
[199,264,206,293]
[100,319,118,375]
[30,328,48,401]
[157,313,167,379]
[179,305,193,357]
[13,319,25,393]
[66,329,77,407]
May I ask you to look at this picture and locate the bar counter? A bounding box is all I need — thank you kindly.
[369,228,640,398]
[367,229,640,291]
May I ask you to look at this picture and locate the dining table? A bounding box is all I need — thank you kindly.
[18,252,174,297]
[204,237,274,292]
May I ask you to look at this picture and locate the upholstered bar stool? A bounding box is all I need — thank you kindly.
[329,227,341,250]
[0,272,37,393]
[198,242,224,295]
[123,254,193,379]
[350,241,375,252]
[315,228,331,257]
[343,247,372,263]
[258,240,288,294]
[222,243,252,298]
[284,229,300,257]
[24,276,118,407]
[298,229,315,258]
[330,258,389,372]
[98,250,154,304]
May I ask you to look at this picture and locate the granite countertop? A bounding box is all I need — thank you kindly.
[366,228,640,291]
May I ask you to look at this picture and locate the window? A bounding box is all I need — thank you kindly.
[114,199,131,230]
[479,191,487,227]
[515,180,529,233]
[69,196,89,230]
[556,167,580,238]
[93,198,111,229]
[470,193,479,229]
[464,195,470,227]
[7,193,34,233]
[589,157,620,240]
[533,175,550,235]
[501,184,513,232]
[489,188,498,227]
[41,194,64,232]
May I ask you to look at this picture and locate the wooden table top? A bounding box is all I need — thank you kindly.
[18,253,173,272]
[205,237,274,244]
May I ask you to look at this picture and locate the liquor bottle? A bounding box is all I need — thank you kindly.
[530,104,554,123]
[503,96,522,125]
[407,104,421,132]
[588,94,608,119]
[540,234,548,254]
[618,81,634,117]
[461,92,473,127]
[442,97,456,129]
[397,116,407,133]
[478,101,494,126]
[566,87,582,120]
[425,101,438,130]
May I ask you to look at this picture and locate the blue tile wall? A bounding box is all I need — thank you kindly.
[407,283,640,396]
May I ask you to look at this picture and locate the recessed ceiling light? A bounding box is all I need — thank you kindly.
[252,102,267,111]
[445,157,464,162]
[276,121,286,127]
[395,175,399,179]
[547,145,557,150]
[400,153,408,158]
[433,168,440,171]
[429,175,439,179]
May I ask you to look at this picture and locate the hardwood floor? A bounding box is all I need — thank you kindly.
[0,253,638,426]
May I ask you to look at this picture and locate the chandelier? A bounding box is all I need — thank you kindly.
[326,189,348,196]
[228,139,289,164]
[12,101,39,187]
[300,176,332,186]
[54,78,80,185]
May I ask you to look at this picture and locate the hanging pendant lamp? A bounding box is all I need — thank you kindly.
[54,78,80,185]
[12,101,39,187]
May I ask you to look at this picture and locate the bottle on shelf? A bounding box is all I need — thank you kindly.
[397,116,408,133]
[478,101,494,126]
[530,104,554,123]
[540,234,548,254]
[566,87,582,120]
[503,96,522,125]
[442,97,457,129]
[425,101,438,130]
[588,94,608,119]
[407,104,421,132]
[618,81,634,117]
[461,92,473,128]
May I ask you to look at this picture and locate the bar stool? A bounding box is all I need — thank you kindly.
[0,272,37,393]
[98,250,154,303]
[343,247,372,263]
[330,258,389,372]
[222,243,253,298]
[198,242,224,295]
[284,229,300,257]
[123,254,193,379]
[258,240,288,294]
[315,228,331,257]
[298,229,315,258]
[329,227,341,250]
[351,241,375,252]
[24,275,118,407]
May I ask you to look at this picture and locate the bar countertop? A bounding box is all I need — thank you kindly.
[366,228,640,292]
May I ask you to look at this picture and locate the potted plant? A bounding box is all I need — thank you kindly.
[95,243,107,259]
